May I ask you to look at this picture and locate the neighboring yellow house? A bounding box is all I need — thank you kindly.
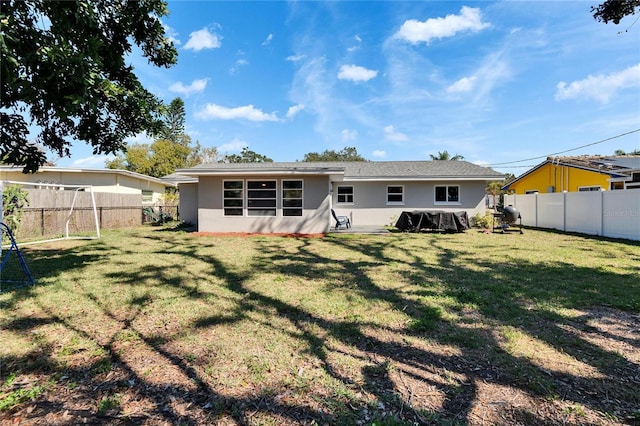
[0,166,174,204]
[504,155,640,194]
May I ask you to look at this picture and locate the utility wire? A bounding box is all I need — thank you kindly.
[487,128,640,167]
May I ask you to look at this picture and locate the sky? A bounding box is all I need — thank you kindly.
[57,0,640,177]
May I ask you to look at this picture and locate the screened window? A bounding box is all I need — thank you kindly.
[337,186,354,204]
[282,180,303,216]
[247,180,276,216]
[435,185,459,203]
[387,186,404,204]
[223,180,244,216]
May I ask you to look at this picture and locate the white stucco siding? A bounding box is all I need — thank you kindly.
[196,175,331,234]
[331,180,488,226]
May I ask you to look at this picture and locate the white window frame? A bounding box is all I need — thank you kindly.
[246,180,277,217]
[282,180,303,217]
[386,185,405,205]
[223,180,244,216]
[336,185,354,204]
[434,185,460,204]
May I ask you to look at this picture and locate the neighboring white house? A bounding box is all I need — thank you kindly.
[175,161,504,234]
[0,166,173,204]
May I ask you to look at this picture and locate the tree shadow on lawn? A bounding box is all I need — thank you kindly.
[246,233,639,423]
[2,229,639,424]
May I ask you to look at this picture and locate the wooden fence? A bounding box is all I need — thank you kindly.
[6,188,178,240]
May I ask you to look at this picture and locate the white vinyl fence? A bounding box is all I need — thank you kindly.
[504,191,640,241]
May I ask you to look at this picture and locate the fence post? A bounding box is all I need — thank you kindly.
[40,208,45,236]
[563,191,567,232]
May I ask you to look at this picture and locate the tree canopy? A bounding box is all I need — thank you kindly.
[158,98,186,143]
[222,147,273,163]
[1,0,177,173]
[429,150,465,161]
[592,0,640,24]
[106,97,219,177]
[302,147,367,162]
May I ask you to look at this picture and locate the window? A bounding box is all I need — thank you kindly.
[247,180,276,216]
[525,190,539,195]
[387,186,404,204]
[142,190,153,203]
[223,180,244,216]
[337,186,354,204]
[282,180,303,216]
[578,186,601,192]
[435,185,459,203]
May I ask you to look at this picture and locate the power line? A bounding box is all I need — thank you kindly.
[486,128,640,167]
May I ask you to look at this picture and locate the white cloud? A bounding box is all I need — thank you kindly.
[124,132,153,145]
[347,35,362,52]
[184,28,221,51]
[71,155,113,168]
[169,78,209,96]
[195,103,279,122]
[230,58,249,74]
[447,76,477,94]
[162,22,180,46]
[341,129,358,141]
[337,64,378,82]
[286,54,306,62]
[395,6,490,44]
[218,138,247,152]
[384,125,409,142]
[262,34,273,46]
[555,64,640,104]
[286,104,305,119]
[372,150,387,158]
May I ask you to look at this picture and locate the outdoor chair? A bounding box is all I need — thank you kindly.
[331,209,351,230]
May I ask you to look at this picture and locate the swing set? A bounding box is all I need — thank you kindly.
[1,222,35,292]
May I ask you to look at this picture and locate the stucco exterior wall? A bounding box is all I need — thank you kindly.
[331,180,489,226]
[196,175,331,234]
[179,183,198,226]
[509,163,611,194]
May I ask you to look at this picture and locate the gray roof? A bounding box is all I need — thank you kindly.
[177,160,504,180]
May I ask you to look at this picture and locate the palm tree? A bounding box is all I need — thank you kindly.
[429,150,464,160]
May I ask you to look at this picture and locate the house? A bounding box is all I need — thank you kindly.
[174,161,504,234]
[0,166,174,204]
[503,155,640,194]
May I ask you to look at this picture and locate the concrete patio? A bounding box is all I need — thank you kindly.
[329,225,391,235]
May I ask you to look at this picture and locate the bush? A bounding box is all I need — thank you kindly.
[472,210,494,229]
[2,184,29,234]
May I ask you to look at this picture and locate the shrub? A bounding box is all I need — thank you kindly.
[472,210,494,229]
[2,184,29,234]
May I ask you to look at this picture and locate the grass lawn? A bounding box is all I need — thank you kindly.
[1,226,639,425]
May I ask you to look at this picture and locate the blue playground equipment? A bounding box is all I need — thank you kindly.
[1,222,35,292]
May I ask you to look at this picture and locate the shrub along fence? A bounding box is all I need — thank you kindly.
[504,191,639,241]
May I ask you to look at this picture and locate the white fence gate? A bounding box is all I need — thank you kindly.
[504,191,640,241]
